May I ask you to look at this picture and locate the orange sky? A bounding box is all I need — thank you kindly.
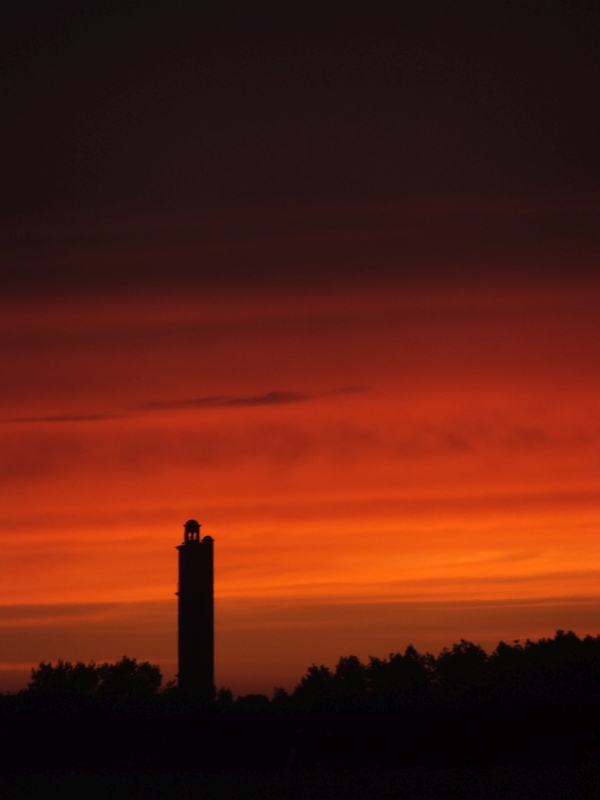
[1,208,600,694]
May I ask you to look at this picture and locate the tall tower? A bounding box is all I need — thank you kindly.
[176,519,214,700]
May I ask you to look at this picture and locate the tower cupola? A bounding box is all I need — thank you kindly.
[184,519,201,542]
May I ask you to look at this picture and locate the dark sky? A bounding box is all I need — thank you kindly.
[2,0,599,292]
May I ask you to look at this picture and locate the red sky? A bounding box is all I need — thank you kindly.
[2,196,600,695]
[1,3,599,695]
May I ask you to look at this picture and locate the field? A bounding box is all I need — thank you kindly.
[2,767,600,800]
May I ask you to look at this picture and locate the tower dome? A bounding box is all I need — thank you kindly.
[184,519,200,533]
[183,519,200,542]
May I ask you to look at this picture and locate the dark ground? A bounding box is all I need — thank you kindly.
[2,767,600,800]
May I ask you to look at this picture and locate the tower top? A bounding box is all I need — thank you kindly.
[183,519,201,542]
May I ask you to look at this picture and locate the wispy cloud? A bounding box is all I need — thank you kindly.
[1,387,369,425]
[139,391,312,411]
[2,413,122,424]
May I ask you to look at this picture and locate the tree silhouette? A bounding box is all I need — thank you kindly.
[368,645,433,710]
[11,630,600,771]
[28,656,162,698]
[97,656,162,698]
[293,664,334,710]
[332,655,368,709]
[28,659,100,695]
[434,639,488,707]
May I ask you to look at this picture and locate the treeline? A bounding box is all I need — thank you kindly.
[26,655,163,698]
[271,629,600,713]
[2,631,600,771]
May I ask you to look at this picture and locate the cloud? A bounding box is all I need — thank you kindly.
[139,391,312,412]
[0,602,115,626]
[2,413,123,424]
[1,386,370,425]
[0,406,597,493]
[139,387,368,412]
[0,392,311,425]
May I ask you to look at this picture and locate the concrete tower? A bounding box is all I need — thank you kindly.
[176,519,214,700]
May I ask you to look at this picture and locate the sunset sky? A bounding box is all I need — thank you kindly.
[1,2,599,695]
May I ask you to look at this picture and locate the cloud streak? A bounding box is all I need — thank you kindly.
[140,386,367,412]
[1,386,369,425]
[139,390,312,412]
[1,413,123,424]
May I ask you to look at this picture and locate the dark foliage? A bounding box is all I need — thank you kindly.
[28,656,163,700]
[3,632,600,773]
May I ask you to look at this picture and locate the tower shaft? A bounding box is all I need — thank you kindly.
[177,522,214,700]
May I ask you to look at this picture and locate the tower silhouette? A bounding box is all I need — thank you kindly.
[176,519,214,700]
